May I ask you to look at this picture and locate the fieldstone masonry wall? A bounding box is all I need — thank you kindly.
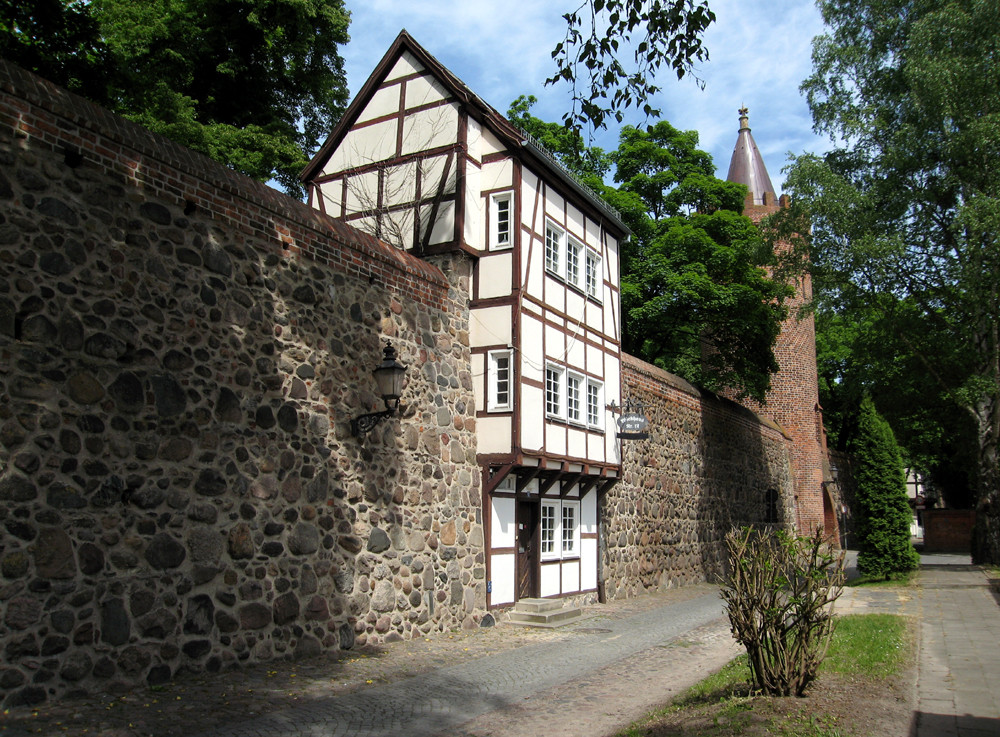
[605,356,795,598]
[0,61,483,707]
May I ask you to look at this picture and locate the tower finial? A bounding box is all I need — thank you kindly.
[738,106,750,131]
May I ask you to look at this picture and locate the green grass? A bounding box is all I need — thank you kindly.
[823,614,909,678]
[615,613,910,737]
[847,569,917,587]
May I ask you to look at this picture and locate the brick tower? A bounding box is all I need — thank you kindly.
[726,107,837,541]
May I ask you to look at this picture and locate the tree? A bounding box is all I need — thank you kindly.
[612,122,791,402]
[785,0,1000,562]
[1,0,350,195]
[547,0,715,133]
[851,397,920,578]
[509,101,791,401]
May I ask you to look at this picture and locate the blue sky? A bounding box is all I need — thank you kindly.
[340,0,832,191]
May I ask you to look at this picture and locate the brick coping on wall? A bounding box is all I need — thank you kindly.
[621,353,790,440]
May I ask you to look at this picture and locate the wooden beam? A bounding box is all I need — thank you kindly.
[516,466,541,493]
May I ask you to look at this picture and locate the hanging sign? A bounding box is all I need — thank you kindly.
[615,400,650,440]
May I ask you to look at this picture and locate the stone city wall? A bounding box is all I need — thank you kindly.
[604,356,796,598]
[0,62,483,707]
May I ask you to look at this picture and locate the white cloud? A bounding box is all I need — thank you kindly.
[341,0,832,190]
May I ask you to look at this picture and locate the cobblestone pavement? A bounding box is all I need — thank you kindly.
[0,584,731,737]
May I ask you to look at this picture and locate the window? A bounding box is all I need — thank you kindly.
[545,224,563,274]
[586,250,601,299]
[566,238,582,288]
[765,489,780,524]
[541,504,556,556]
[491,192,512,249]
[561,503,578,555]
[567,373,582,423]
[586,380,602,428]
[488,350,512,411]
[545,365,563,417]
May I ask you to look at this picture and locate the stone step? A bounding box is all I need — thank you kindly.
[513,597,565,614]
[508,602,583,628]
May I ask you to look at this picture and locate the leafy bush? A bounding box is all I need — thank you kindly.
[721,527,845,696]
[852,397,921,578]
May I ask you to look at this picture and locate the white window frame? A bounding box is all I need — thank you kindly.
[545,364,564,418]
[561,500,580,556]
[566,372,583,424]
[566,237,583,289]
[545,223,563,275]
[586,379,603,430]
[540,503,557,558]
[585,249,601,300]
[490,192,513,250]
[487,349,513,412]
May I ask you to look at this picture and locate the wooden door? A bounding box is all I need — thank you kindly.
[516,500,539,600]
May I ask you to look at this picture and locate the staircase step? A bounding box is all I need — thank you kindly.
[513,598,565,614]
[508,604,583,628]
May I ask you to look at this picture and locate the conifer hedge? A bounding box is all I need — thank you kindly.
[851,396,920,578]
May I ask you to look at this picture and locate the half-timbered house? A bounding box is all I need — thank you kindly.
[301,31,630,609]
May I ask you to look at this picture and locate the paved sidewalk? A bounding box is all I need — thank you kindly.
[913,557,1000,737]
[0,584,737,737]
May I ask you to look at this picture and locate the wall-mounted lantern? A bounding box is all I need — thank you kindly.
[352,340,407,437]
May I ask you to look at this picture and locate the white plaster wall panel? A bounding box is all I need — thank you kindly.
[481,127,506,156]
[566,325,586,368]
[477,253,512,300]
[401,104,459,156]
[566,204,585,240]
[356,84,401,124]
[386,52,425,81]
[546,423,566,456]
[466,117,483,163]
[588,431,607,464]
[544,323,565,361]
[606,235,620,286]
[421,154,457,198]
[544,188,565,221]
[562,560,580,594]
[490,553,515,606]
[469,305,512,348]
[524,238,544,297]
[491,496,516,547]
[520,385,544,451]
[481,160,512,192]
[566,290,586,328]
[472,352,486,412]
[477,416,512,454]
[466,171,483,247]
[385,161,418,206]
[582,492,597,532]
[586,344,604,379]
[317,179,343,217]
[567,426,586,459]
[405,74,450,108]
[421,200,455,246]
[324,121,397,175]
[520,315,544,384]
[382,208,415,251]
[540,563,561,598]
[581,539,598,590]
[344,170,380,215]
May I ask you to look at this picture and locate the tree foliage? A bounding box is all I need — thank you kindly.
[509,100,791,401]
[784,0,1000,562]
[613,122,791,402]
[547,0,715,133]
[851,397,920,578]
[0,0,350,195]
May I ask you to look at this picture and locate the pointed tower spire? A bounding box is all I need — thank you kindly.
[726,107,776,206]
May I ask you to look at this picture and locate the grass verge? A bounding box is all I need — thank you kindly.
[617,613,911,737]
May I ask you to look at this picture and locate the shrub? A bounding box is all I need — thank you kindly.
[721,527,845,696]
[851,397,921,578]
